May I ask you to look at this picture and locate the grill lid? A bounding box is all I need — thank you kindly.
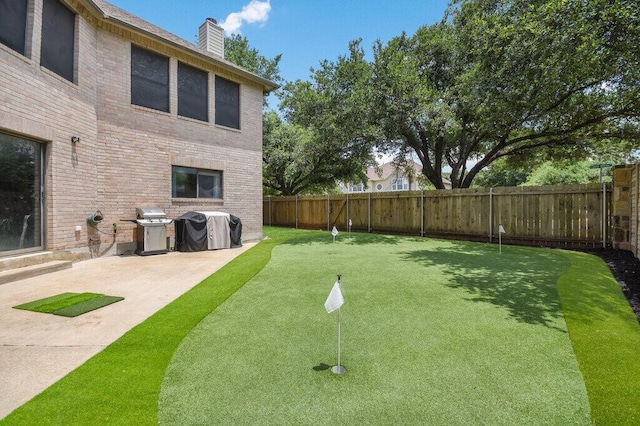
[136,207,167,219]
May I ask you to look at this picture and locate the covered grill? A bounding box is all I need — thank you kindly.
[136,207,172,255]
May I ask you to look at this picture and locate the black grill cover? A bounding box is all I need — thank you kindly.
[229,215,242,248]
[174,211,208,252]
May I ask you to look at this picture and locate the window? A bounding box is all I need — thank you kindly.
[215,76,240,129]
[131,45,169,112]
[0,0,28,55]
[376,183,383,191]
[349,183,364,192]
[41,0,76,82]
[392,177,409,191]
[178,62,208,121]
[172,166,222,199]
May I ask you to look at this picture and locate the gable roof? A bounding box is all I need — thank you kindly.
[84,0,278,92]
[366,161,423,182]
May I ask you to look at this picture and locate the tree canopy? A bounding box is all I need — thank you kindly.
[226,1,640,193]
[377,0,640,188]
[224,34,282,85]
[282,0,640,189]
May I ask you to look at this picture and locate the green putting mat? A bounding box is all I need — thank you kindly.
[13,292,124,317]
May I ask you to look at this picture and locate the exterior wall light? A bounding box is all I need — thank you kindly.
[71,136,80,143]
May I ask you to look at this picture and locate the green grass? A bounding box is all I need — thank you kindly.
[158,232,591,424]
[3,227,640,425]
[557,251,640,425]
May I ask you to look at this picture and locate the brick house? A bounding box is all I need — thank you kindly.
[0,0,277,258]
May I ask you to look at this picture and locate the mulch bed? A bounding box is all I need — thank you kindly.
[588,249,640,323]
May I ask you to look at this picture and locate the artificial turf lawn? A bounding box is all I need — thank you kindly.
[2,228,640,424]
[158,232,591,424]
[557,251,640,425]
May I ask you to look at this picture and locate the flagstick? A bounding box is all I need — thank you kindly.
[499,229,502,253]
[332,274,345,374]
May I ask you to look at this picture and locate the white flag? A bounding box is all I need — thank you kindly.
[324,281,344,313]
[348,219,352,227]
[332,226,339,237]
[499,225,506,234]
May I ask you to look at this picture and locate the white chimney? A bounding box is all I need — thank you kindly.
[198,18,224,58]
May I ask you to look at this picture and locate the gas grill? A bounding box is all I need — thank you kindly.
[136,207,172,255]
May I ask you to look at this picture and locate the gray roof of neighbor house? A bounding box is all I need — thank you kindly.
[85,0,279,93]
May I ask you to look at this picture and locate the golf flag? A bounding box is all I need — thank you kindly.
[325,281,344,313]
[348,218,352,227]
[332,226,339,237]
[499,224,506,234]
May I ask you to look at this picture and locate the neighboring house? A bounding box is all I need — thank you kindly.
[0,0,277,258]
[342,161,452,193]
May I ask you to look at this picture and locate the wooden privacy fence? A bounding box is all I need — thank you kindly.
[263,183,612,249]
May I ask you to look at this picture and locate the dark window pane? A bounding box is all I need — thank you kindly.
[131,45,170,112]
[215,76,240,129]
[178,62,208,122]
[0,131,43,253]
[172,166,222,199]
[0,0,28,54]
[41,0,75,82]
[172,167,197,198]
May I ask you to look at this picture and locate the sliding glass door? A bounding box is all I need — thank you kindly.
[0,131,44,255]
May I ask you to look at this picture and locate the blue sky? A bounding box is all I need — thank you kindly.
[107,0,451,83]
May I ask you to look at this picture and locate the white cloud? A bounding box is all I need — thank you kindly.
[220,0,271,35]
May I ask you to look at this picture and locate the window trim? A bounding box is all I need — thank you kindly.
[214,75,241,130]
[131,44,170,112]
[0,0,29,55]
[177,61,209,122]
[171,166,223,200]
[40,0,76,82]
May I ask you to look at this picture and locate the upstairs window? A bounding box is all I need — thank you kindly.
[41,0,76,82]
[131,45,169,112]
[172,166,222,199]
[215,76,240,129]
[392,177,409,191]
[178,62,209,122]
[0,0,28,55]
[349,183,364,192]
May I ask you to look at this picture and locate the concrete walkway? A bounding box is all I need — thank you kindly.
[0,244,255,419]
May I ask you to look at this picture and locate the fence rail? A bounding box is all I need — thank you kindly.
[264,184,612,249]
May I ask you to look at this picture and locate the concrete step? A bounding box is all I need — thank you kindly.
[0,260,73,285]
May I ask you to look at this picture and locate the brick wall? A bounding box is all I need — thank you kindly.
[1,1,265,257]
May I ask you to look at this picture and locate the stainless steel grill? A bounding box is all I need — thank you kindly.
[136,207,172,255]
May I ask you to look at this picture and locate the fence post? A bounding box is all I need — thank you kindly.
[368,192,371,233]
[346,194,349,230]
[602,183,607,248]
[295,195,298,229]
[489,187,494,243]
[421,191,425,237]
[327,194,330,231]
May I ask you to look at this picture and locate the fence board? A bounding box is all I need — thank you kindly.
[264,183,612,248]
